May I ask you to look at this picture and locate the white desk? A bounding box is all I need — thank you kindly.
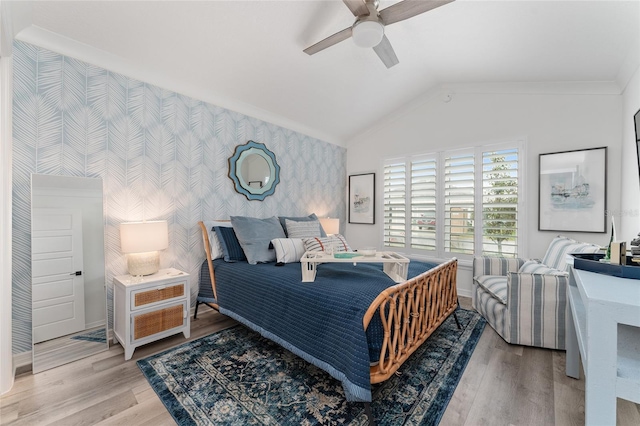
[299,251,409,283]
[566,267,640,425]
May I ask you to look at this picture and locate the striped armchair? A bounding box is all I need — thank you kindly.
[472,236,600,350]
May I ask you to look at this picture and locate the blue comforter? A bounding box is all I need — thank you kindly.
[210,258,437,402]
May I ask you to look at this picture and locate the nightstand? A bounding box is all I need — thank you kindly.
[113,268,190,360]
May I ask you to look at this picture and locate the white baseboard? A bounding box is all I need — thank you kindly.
[13,351,32,375]
[457,288,472,298]
[85,320,105,329]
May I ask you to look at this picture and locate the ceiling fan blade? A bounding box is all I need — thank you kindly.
[380,0,455,26]
[303,27,353,55]
[343,0,369,17]
[373,35,399,68]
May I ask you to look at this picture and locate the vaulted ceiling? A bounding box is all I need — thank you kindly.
[9,0,640,145]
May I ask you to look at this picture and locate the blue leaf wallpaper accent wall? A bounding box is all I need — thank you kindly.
[12,41,347,354]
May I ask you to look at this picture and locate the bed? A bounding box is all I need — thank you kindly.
[195,220,459,407]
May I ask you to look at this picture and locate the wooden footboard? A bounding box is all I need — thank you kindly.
[363,258,458,384]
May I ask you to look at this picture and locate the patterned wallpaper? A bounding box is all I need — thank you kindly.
[12,41,347,354]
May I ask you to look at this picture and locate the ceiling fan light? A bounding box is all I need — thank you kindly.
[352,20,384,48]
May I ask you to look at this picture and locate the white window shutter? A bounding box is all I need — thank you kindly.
[410,157,437,251]
[481,148,519,257]
[383,162,406,248]
[444,152,475,255]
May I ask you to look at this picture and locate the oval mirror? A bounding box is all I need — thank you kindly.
[228,141,280,200]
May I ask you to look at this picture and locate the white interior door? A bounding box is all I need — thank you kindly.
[32,208,85,343]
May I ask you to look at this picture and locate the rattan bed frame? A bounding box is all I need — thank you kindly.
[197,221,459,385]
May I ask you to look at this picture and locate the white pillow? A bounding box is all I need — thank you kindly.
[202,220,232,260]
[518,260,568,276]
[285,219,322,238]
[271,238,306,263]
[302,234,352,253]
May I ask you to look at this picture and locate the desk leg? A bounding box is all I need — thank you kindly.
[584,306,617,426]
[301,261,317,282]
[565,301,580,379]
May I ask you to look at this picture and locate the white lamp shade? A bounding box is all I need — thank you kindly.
[120,221,169,253]
[352,20,384,48]
[319,217,340,235]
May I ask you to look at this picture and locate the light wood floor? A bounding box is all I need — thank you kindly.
[1,298,639,426]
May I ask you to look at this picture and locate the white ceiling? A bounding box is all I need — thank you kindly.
[10,0,640,145]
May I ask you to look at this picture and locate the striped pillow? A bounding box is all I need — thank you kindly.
[302,234,352,253]
[214,226,246,262]
[518,260,568,276]
[541,236,601,271]
[271,238,305,263]
[284,219,322,238]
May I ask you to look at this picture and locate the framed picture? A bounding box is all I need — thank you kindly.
[539,147,607,233]
[349,173,375,224]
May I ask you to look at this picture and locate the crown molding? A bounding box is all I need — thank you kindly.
[440,81,622,96]
[616,42,640,93]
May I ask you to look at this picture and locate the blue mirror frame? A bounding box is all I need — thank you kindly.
[228,140,280,201]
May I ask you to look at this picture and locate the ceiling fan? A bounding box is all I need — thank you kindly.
[304,0,454,68]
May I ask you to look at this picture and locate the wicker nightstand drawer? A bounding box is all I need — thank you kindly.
[132,283,185,309]
[132,303,186,341]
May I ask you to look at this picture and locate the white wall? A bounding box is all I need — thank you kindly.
[345,88,622,295]
[620,66,640,241]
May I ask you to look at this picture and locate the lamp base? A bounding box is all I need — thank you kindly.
[127,251,160,276]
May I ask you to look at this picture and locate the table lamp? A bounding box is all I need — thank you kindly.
[120,220,168,276]
[319,217,339,235]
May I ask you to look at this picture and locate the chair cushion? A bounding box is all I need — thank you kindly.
[474,275,508,305]
[518,260,568,276]
[541,236,601,271]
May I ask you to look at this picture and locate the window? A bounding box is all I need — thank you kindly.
[410,157,437,251]
[482,149,519,257]
[383,161,406,248]
[383,142,523,259]
[444,151,475,255]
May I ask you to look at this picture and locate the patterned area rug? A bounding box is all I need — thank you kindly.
[138,309,485,425]
[69,327,107,343]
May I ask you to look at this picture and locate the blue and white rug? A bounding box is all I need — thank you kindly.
[70,327,107,343]
[138,309,485,425]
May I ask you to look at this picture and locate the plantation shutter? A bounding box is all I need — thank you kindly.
[383,161,406,248]
[482,149,519,257]
[410,157,437,251]
[444,152,475,255]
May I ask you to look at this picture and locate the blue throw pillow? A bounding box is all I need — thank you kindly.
[230,216,286,264]
[278,213,327,237]
[214,226,246,262]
